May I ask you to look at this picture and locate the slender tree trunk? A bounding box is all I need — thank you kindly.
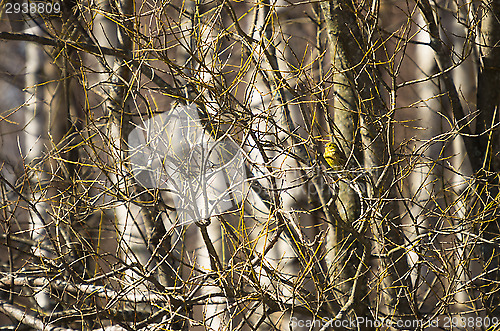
[24,24,52,311]
[94,0,159,318]
[442,1,479,317]
[403,12,444,314]
[320,0,413,322]
[319,2,364,315]
[476,0,500,314]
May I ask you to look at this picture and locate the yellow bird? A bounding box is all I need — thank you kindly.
[324,141,347,170]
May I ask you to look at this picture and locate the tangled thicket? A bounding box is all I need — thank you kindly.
[1,0,500,330]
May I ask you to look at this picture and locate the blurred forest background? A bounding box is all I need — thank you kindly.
[1,0,500,329]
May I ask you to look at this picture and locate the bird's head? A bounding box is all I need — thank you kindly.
[326,142,339,153]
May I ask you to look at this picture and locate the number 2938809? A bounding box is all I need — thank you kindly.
[5,1,61,14]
